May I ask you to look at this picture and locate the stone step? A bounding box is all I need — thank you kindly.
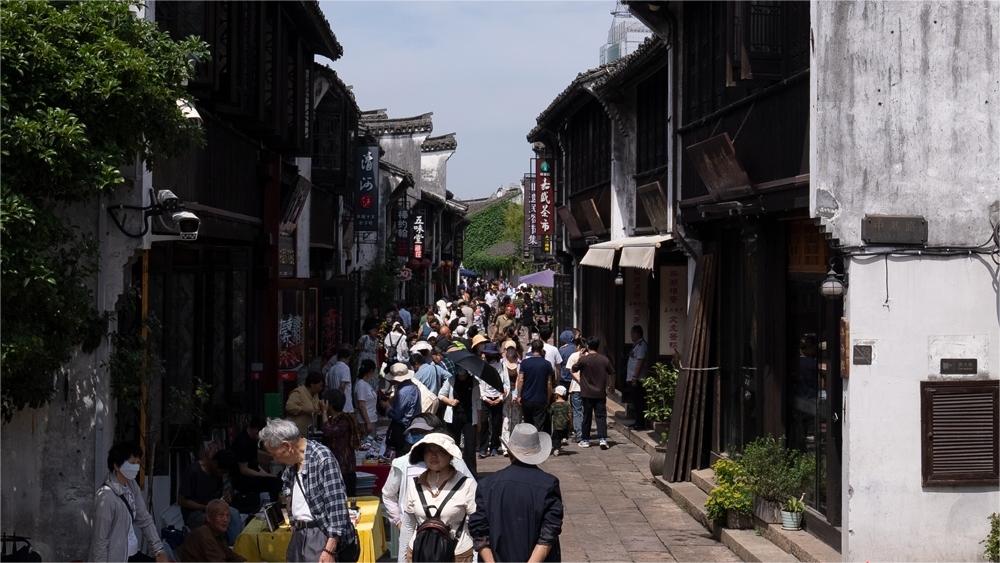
[690,467,716,495]
[760,523,842,563]
[653,477,717,534]
[721,529,800,563]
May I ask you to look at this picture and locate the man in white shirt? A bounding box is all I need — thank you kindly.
[538,327,562,385]
[325,348,354,414]
[626,325,648,430]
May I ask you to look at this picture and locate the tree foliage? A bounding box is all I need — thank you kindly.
[463,200,525,274]
[0,0,208,421]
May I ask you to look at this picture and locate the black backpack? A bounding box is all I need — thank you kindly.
[411,476,468,563]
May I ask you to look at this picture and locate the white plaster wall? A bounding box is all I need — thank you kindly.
[420,150,453,197]
[811,1,1000,247]
[378,133,428,187]
[843,255,1000,561]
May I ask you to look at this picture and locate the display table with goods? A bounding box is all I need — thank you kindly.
[234,496,387,562]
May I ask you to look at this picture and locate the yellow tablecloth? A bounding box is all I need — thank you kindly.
[234,497,386,562]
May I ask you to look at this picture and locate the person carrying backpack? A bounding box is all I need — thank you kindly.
[403,433,478,562]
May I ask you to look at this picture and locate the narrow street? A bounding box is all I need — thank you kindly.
[478,426,740,562]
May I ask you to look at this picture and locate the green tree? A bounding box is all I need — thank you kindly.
[0,0,208,421]
[463,200,527,274]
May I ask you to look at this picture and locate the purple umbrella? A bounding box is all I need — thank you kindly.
[518,269,556,288]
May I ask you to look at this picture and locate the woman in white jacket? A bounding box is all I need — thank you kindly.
[381,415,473,563]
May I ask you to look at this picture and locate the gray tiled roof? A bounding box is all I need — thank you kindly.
[360,110,434,135]
[459,188,521,218]
[484,240,518,257]
[527,36,664,141]
[421,133,458,152]
[313,64,359,114]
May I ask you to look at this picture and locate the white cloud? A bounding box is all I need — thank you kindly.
[319,0,615,198]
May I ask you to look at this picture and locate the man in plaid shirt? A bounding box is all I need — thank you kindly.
[260,418,359,562]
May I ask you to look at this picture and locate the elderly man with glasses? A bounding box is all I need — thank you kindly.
[259,418,360,563]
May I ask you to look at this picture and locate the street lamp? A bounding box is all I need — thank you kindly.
[819,269,845,299]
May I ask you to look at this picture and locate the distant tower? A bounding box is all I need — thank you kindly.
[599,1,652,65]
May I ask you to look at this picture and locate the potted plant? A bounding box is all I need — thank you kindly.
[704,458,753,529]
[781,494,806,530]
[983,512,1000,563]
[739,435,815,524]
[641,362,678,436]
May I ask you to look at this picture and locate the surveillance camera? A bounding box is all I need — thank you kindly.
[157,189,180,211]
[171,210,200,240]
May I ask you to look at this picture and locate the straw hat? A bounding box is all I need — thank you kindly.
[501,339,517,351]
[384,362,414,383]
[502,423,552,466]
[408,432,463,464]
[471,334,489,349]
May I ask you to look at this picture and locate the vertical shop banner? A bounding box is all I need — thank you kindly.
[660,265,688,355]
[411,209,426,259]
[395,202,410,257]
[356,145,379,232]
[525,166,539,248]
[536,158,555,253]
[454,228,465,262]
[278,233,296,278]
[623,269,649,336]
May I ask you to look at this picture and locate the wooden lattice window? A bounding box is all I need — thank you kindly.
[920,380,1000,487]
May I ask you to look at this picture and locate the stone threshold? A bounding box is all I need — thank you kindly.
[605,395,841,563]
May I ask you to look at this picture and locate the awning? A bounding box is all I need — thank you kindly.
[579,247,616,270]
[579,234,673,270]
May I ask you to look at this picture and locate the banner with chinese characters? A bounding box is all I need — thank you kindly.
[535,158,554,253]
[525,166,539,248]
[394,202,410,257]
[411,209,426,259]
[660,264,688,356]
[623,268,649,337]
[356,145,379,232]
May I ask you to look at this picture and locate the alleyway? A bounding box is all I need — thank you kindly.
[478,427,741,562]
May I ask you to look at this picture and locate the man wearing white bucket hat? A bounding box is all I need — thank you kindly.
[468,423,563,562]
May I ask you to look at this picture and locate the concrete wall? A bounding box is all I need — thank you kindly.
[811,1,1000,246]
[843,255,999,561]
[0,164,147,560]
[379,133,428,187]
[811,2,1000,560]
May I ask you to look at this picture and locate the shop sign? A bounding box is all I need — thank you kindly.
[624,269,649,337]
[395,203,410,257]
[660,265,688,355]
[411,209,426,259]
[278,233,296,278]
[525,169,539,248]
[356,145,379,232]
[536,158,554,253]
[454,228,465,261]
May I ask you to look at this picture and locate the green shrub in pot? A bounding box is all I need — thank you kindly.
[704,458,752,525]
[641,362,678,424]
[740,435,815,502]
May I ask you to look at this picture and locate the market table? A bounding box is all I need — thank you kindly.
[233,496,386,562]
[357,462,392,496]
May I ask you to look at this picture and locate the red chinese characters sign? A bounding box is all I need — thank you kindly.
[659,265,688,356]
[535,158,554,253]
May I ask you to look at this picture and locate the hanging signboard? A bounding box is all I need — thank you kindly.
[356,145,379,232]
[454,228,465,262]
[536,158,555,253]
[411,209,426,259]
[525,164,539,248]
[660,264,688,356]
[278,233,296,278]
[395,202,410,257]
[623,269,649,337]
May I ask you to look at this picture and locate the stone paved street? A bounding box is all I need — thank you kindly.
[477,427,742,562]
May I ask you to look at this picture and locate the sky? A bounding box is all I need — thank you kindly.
[318,1,618,200]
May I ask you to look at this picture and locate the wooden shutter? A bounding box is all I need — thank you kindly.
[920,380,1000,487]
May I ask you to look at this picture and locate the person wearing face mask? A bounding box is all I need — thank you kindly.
[89,443,169,562]
[381,415,474,563]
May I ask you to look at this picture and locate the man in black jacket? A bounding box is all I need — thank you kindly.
[469,423,563,562]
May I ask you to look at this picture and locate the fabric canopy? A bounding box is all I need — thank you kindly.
[579,247,616,270]
[518,269,556,287]
[579,234,672,270]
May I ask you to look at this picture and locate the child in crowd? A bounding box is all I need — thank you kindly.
[549,385,570,456]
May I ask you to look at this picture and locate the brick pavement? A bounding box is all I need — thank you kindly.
[477,427,742,562]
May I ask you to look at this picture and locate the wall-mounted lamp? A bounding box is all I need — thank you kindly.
[614,271,624,286]
[819,268,846,299]
[108,189,200,241]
